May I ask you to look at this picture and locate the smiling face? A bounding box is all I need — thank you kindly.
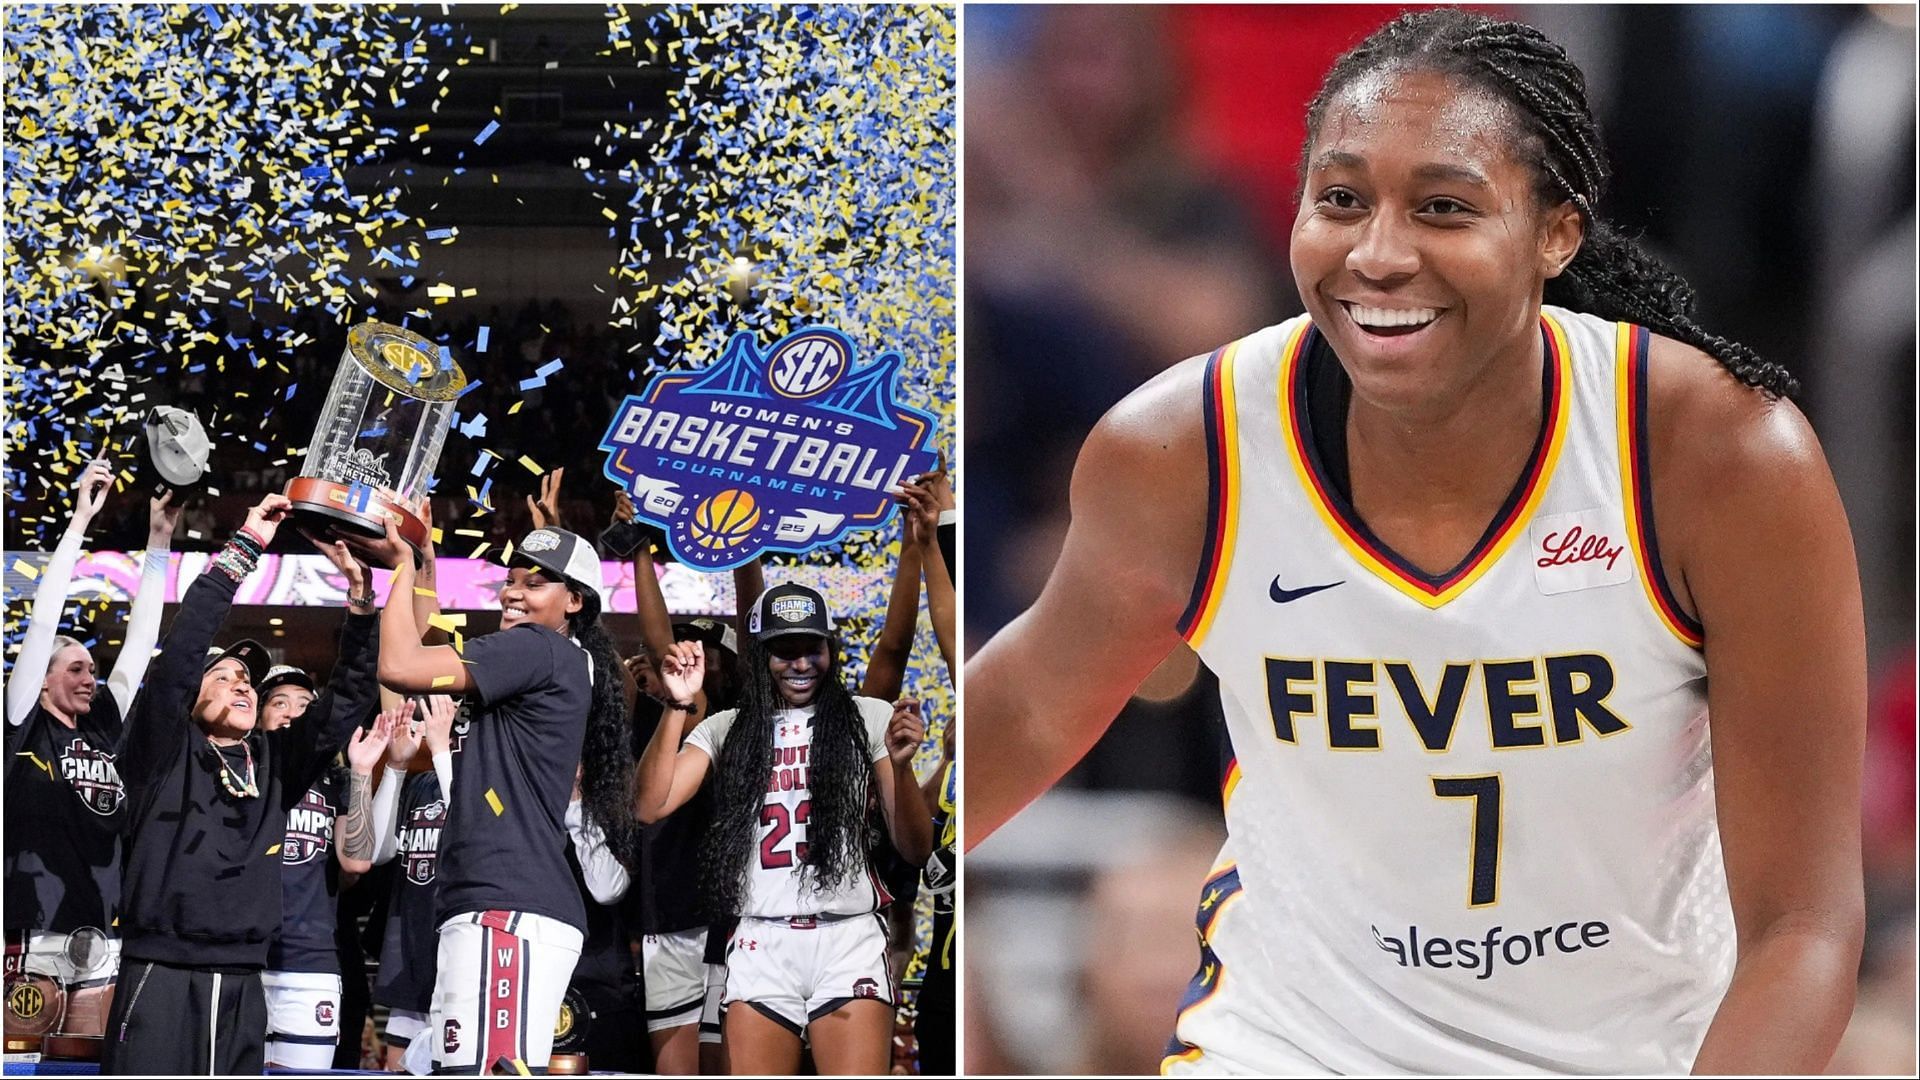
[40,643,97,720]
[497,566,582,632]
[195,657,257,738]
[765,634,831,708]
[260,685,315,733]
[1290,67,1581,414]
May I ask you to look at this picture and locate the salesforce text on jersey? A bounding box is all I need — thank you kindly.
[1373,920,1613,980]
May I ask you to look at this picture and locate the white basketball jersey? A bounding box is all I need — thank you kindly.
[686,696,893,919]
[1165,307,1733,1075]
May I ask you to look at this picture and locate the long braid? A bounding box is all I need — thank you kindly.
[569,600,638,869]
[698,635,876,917]
[1303,8,1798,398]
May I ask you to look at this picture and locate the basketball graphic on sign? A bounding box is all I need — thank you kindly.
[689,490,761,550]
[600,325,939,570]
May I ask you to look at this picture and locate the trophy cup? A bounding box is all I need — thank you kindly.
[284,321,466,567]
[3,928,113,1061]
[39,929,112,1061]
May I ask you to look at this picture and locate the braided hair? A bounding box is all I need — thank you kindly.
[698,633,877,918]
[1302,8,1796,398]
[567,592,638,869]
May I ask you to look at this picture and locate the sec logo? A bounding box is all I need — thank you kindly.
[767,332,849,399]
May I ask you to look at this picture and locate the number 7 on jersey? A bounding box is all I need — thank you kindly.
[1432,774,1502,908]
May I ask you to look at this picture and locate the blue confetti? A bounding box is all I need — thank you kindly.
[476,325,490,351]
[474,119,499,145]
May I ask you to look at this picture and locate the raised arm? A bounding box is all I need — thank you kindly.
[962,357,1212,847]
[8,460,113,725]
[860,514,923,701]
[614,490,678,666]
[732,560,765,647]
[873,699,934,864]
[634,641,712,823]
[902,476,956,680]
[104,490,181,716]
[362,520,471,695]
[371,703,427,866]
[281,538,381,796]
[411,502,449,646]
[337,708,399,875]
[117,494,292,783]
[1647,346,1866,1074]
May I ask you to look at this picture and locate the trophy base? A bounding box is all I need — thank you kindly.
[284,478,427,567]
[40,1034,101,1062]
[3,1034,40,1055]
[546,1053,589,1075]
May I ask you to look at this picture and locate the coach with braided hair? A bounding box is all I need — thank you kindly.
[967,8,1863,1074]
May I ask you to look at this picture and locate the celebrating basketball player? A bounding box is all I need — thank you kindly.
[6,463,176,998]
[367,518,634,1074]
[101,494,381,1075]
[635,585,934,1076]
[966,10,1864,1074]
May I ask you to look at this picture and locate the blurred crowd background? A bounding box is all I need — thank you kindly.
[964,4,1916,1074]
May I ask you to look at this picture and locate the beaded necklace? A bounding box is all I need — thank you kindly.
[207,736,259,799]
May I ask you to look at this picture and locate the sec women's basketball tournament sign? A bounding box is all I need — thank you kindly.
[599,326,940,570]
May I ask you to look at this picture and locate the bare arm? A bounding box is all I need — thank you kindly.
[861,520,922,701]
[615,490,678,666]
[732,560,765,646]
[1648,347,1866,1074]
[633,641,713,823]
[962,358,1212,846]
[364,521,472,695]
[902,476,957,679]
[874,699,933,864]
[412,504,448,646]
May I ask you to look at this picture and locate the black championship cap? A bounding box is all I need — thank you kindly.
[507,528,605,603]
[202,640,272,685]
[675,616,738,656]
[257,664,315,696]
[748,583,834,642]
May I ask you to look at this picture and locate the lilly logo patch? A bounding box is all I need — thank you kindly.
[600,326,939,569]
[1530,508,1634,595]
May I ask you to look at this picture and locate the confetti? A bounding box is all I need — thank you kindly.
[473,119,500,144]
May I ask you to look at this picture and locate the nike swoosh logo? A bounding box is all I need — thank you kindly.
[1270,577,1344,603]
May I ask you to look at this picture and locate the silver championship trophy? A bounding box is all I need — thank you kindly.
[284,321,465,565]
[3,927,113,1060]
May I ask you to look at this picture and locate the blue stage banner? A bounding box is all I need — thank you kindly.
[600,326,939,569]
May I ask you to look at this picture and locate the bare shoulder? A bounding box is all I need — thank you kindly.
[1642,334,1850,612]
[1643,334,1829,497]
[1061,352,1216,621]
[1076,352,1212,489]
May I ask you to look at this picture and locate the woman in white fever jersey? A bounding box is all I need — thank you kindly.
[966,10,1865,1076]
[637,582,933,1075]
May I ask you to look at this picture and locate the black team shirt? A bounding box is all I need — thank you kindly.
[4,691,127,936]
[269,764,349,974]
[374,770,448,1013]
[435,623,590,932]
[115,569,377,970]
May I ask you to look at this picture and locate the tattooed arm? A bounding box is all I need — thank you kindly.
[338,705,402,873]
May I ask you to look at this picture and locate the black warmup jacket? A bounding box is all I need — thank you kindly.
[114,568,378,969]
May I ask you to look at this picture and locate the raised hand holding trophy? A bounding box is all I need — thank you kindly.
[284,322,465,567]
